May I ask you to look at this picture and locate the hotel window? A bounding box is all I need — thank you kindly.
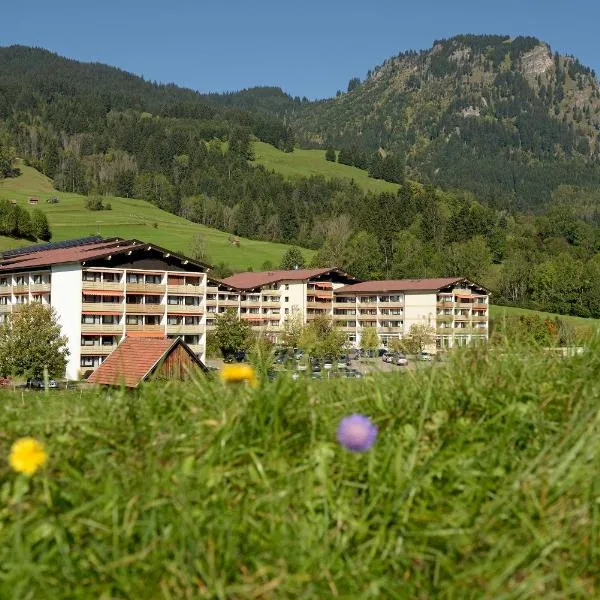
[184,296,200,306]
[183,335,200,345]
[0,297,8,305]
[168,296,184,305]
[145,315,161,326]
[127,273,143,284]
[82,315,101,324]
[102,315,120,325]
[145,295,161,305]
[145,274,162,284]
[83,272,101,282]
[14,295,28,304]
[185,316,200,325]
[81,337,99,346]
[186,277,200,287]
[0,278,7,287]
[126,315,141,325]
[104,272,121,283]
[32,274,43,284]
[15,276,26,285]
[168,316,182,325]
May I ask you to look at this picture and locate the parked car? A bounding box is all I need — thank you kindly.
[27,379,57,389]
[417,351,434,362]
[382,352,393,363]
[323,357,333,370]
[337,355,350,369]
[395,354,409,367]
[344,369,363,378]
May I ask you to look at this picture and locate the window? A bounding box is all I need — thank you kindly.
[81,337,99,346]
[126,273,143,284]
[0,278,7,287]
[126,315,141,325]
[14,295,28,304]
[145,274,162,284]
[81,357,99,367]
[183,335,200,345]
[102,315,119,325]
[184,296,200,306]
[0,297,8,306]
[185,316,200,325]
[284,297,289,303]
[186,277,200,287]
[285,284,289,290]
[82,315,101,324]
[145,295,161,305]
[83,272,101,282]
[145,315,161,326]
[168,316,182,325]
[103,272,120,283]
[15,276,26,285]
[284,308,289,315]
[33,274,43,284]
[168,296,184,305]
[126,294,143,304]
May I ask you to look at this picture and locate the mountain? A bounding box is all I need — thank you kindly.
[209,35,600,209]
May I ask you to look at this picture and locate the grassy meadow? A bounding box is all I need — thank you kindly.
[0,162,313,271]
[252,142,400,194]
[1,341,599,598]
[490,304,600,332]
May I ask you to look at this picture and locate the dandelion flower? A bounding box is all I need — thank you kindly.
[337,414,378,452]
[9,437,48,475]
[220,363,258,387]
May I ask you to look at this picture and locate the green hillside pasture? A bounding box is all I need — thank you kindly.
[0,163,314,270]
[253,141,400,194]
[490,304,600,332]
[1,343,600,597]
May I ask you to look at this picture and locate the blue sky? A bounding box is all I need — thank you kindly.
[3,0,600,99]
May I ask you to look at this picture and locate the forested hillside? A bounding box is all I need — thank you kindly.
[1,42,600,318]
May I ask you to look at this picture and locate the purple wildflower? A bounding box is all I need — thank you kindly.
[337,414,378,452]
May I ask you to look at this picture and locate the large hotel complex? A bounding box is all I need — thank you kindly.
[0,237,489,379]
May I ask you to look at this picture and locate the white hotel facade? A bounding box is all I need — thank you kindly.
[0,238,489,380]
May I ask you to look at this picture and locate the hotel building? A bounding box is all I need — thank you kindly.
[0,238,209,380]
[0,238,489,380]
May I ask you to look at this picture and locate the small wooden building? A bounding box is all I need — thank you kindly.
[87,336,207,387]
[28,196,39,205]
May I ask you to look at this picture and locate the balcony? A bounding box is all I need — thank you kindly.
[0,305,11,313]
[82,302,123,313]
[81,324,123,334]
[82,281,124,292]
[378,326,403,333]
[126,283,165,294]
[13,285,28,294]
[187,344,203,356]
[30,283,51,293]
[357,301,378,308]
[218,299,239,307]
[358,313,377,320]
[125,304,165,314]
[436,314,454,322]
[333,313,356,319]
[206,286,219,294]
[306,302,331,310]
[436,327,454,334]
[166,324,202,335]
[80,345,117,356]
[454,313,470,321]
[167,284,203,295]
[437,301,455,309]
[472,315,488,322]
[125,324,165,334]
[472,304,488,311]
[166,305,204,314]
[260,301,281,309]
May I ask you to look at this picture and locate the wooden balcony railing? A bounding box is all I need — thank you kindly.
[81,324,123,334]
[82,302,124,313]
[127,283,166,293]
[125,324,165,334]
[30,283,51,293]
[80,345,117,356]
[125,304,165,314]
[82,281,124,292]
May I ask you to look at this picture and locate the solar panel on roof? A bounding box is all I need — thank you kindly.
[1,236,105,259]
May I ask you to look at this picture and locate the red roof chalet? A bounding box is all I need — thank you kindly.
[87,337,207,388]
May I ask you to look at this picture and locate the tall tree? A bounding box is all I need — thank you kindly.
[0,303,69,379]
[279,247,306,270]
[213,311,253,359]
[30,208,51,241]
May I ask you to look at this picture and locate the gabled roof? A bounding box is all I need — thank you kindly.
[86,336,207,387]
[220,268,356,290]
[335,277,489,294]
[0,237,211,273]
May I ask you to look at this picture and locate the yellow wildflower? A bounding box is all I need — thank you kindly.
[9,437,48,476]
[220,364,258,387]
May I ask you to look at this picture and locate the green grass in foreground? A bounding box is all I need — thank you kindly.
[253,141,401,194]
[0,162,313,271]
[490,303,600,330]
[1,341,600,598]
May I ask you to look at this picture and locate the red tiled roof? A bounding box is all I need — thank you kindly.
[220,268,347,290]
[335,277,484,294]
[0,238,211,272]
[87,336,205,387]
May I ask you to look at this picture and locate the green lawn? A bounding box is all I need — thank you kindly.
[1,343,599,597]
[490,303,600,330]
[0,163,314,271]
[253,142,401,194]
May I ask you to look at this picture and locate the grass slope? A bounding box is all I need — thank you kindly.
[490,303,600,330]
[1,343,599,597]
[0,163,313,271]
[253,141,400,194]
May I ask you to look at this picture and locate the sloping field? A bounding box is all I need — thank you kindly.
[0,163,314,270]
[490,303,600,330]
[253,141,400,194]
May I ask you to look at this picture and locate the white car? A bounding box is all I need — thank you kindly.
[395,354,409,367]
[417,352,434,362]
